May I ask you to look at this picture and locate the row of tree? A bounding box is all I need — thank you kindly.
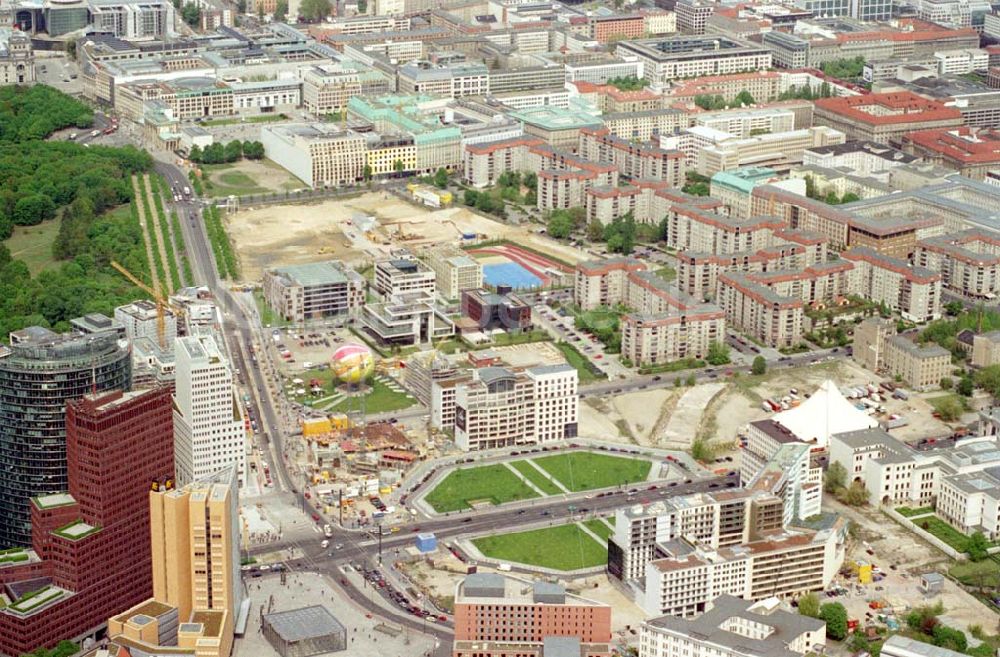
[188,140,265,164]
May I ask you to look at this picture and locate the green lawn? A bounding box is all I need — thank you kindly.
[425,465,540,513]
[325,378,414,414]
[655,266,676,282]
[532,452,651,492]
[484,330,551,347]
[510,461,564,495]
[254,290,290,328]
[582,518,614,542]
[896,506,935,518]
[287,370,414,414]
[915,515,978,552]
[202,160,305,198]
[950,559,1000,588]
[473,523,607,571]
[4,218,61,275]
[200,114,289,127]
[555,342,604,383]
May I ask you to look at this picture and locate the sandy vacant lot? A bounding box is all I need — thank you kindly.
[227,192,591,280]
[707,359,954,459]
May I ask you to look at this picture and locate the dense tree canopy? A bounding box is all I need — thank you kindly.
[0,85,93,141]
[0,85,153,340]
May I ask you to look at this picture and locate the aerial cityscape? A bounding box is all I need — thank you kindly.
[3,0,1000,656]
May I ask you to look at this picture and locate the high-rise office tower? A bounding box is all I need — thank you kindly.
[173,335,246,487]
[0,326,131,547]
[106,465,241,657]
[0,386,173,656]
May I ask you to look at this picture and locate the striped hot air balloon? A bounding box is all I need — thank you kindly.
[331,343,374,385]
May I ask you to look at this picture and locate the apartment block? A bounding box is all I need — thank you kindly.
[640,594,826,657]
[374,257,436,299]
[578,127,687,185]
[675,229,828,301]
[915,230,1000,300]
[424,247,484,300]
[602,109,691,142]
[173,336,246,487]
[453,573,612,657]
[972,331,1000,367]
[884,335,951,391]
[640,525,846,618]
[842,247,942,322]
[453,364,577,451]
[574,258,726,365]
[263,260,365,323]
[575,258,648,310]
[621,304,725,366]
[608,489,784,582]
[852,318,950,391]
[716,272,804,348]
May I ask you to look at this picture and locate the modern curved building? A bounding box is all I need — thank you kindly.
[0,325,131,547]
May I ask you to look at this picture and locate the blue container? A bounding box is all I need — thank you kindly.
[415,532,437,553]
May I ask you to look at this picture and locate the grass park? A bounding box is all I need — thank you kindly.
[913,515,996,553]
[201,160,305,198]
[472,522,608,571]
[554,342,604,384]
[424,451,653,513]
[532,451,651,492]
[5,216,67,275]
[582,518,615,542]
[510,461,564,495]
[286,369,415,414]
[424,465,539,513]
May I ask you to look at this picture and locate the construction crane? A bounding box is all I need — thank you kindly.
[111,261,181,350]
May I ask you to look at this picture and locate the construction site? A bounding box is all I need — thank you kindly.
[224,190,591,280]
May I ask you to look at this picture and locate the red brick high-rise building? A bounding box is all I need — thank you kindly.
[0,386,174,656]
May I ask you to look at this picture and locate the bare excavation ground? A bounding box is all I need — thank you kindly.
[226,192,592,280]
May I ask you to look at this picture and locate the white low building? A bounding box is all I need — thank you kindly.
[640,594,826,657]
[830,428,1000,539]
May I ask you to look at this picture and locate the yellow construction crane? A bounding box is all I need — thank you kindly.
[111,261,182,349]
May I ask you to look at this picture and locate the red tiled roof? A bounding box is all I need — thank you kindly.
[903,127,1000,165]
[815,91,962,126]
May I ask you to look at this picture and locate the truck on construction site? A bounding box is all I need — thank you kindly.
[884,415,907,430]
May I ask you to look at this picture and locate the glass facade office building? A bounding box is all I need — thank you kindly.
[0,328,130,547]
